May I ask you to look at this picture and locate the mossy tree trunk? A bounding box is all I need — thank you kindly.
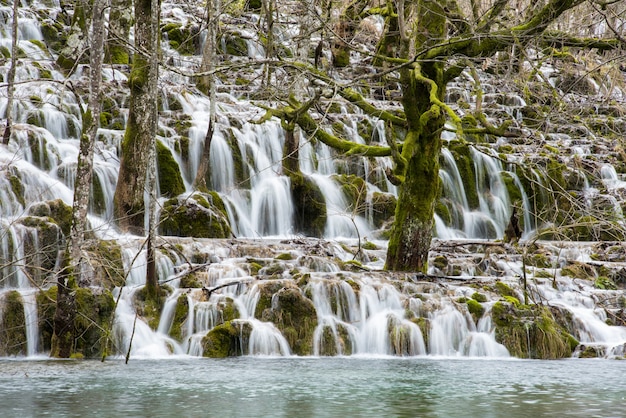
[2,0,18,145]
[260,0,614,273]
[113,0,160,236]
[384,0,446,272]
[69,0,106,286]
[52,0,107,358]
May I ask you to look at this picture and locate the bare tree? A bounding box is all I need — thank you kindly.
[52,0,108,358]
[2,0,19,145]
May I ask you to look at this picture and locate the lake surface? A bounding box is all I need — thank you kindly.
[0,356,623,417]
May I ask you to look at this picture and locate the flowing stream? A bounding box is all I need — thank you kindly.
[1,0,626,362]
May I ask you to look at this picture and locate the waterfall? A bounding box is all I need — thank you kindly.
[3,0,626,362]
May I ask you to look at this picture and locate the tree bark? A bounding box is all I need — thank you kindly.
[384,0,446,273]
[69,0,107,286]
[194,0,218,191]
[2,0,18,145]
[144,0,161,298]
[113,0,159,234]
[52,0,107,358]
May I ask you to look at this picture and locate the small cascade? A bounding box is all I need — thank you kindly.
[112,287,185,358]
[20,290,39,357]
[530,276,626,358]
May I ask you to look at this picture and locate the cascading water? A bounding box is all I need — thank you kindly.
[1,0,626,361]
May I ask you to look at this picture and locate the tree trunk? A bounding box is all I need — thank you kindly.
[194,0,218,191]
[143,0,161,297]
[385,0,446,273]
[69,0,106,286]
[113,0,159,235]
[51,262,76,358]
[106,0,132,64]
[52,0,107,358]
[193,119,214,191]
[2,0,18,145]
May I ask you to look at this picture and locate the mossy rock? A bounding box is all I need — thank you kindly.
[17,216,63,286]
[161,22,198,55]
[466,299,484,321]
[254,281,288,318]
[332,174,367,216]
[371,192,397,228]
[35,286,115,358]
[86,240,125,289]
[157,140,185,197]
[201,320,252,357]
[168,294,189,342]
[494,281,517,299]
[28,198,73,237]
[492,301,578,359]
[37,287,58,354]
[560,262,595,280]
[218,33,248,56]
[317,322,354,356]
[260,285,318,355]
[0,291,27,356]
[332,48,350,68]
[73,288,116,358]
[9,170,25,207]
[290,173,327,237]
[447,141,479,209]
[133,287,169,331]
[159,193,232,238]
[471,292,487,303]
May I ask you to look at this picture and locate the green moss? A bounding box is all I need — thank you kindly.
[466,298,484,320]
[169,294,189,342]
[133,287,168,330]
[492,302,577,359]
[260,285,317,355]
[202,321,251,357]
[560,262,595,280]
[363,241,378,250]
[371,192,397,228]
[0,291,27,356]
[180,273,202,288]
[87,240,125,288]
[332,48,350,68]
[35,286,115,358]
[73,288,115,358]
[595,276,617,290]
[471,292,487,303]
[275,253,294,261]
[157,140,185,197]
[159,193,232,238]
[494,281,517,298]
[290,173,327,237]
[447,141,479,209]
[9,174,25,207]
[161,23,197,55]
[0,46,10,58]
[332,174,367,215]
[219,33,248,56]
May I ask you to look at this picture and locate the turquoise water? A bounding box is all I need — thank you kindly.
[0,357,624,417]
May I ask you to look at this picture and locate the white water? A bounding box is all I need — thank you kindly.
[1,0,626,361]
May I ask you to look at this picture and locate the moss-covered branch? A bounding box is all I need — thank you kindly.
[421,0,594,60]
[540,31,622,50]
[255,99,393,158]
